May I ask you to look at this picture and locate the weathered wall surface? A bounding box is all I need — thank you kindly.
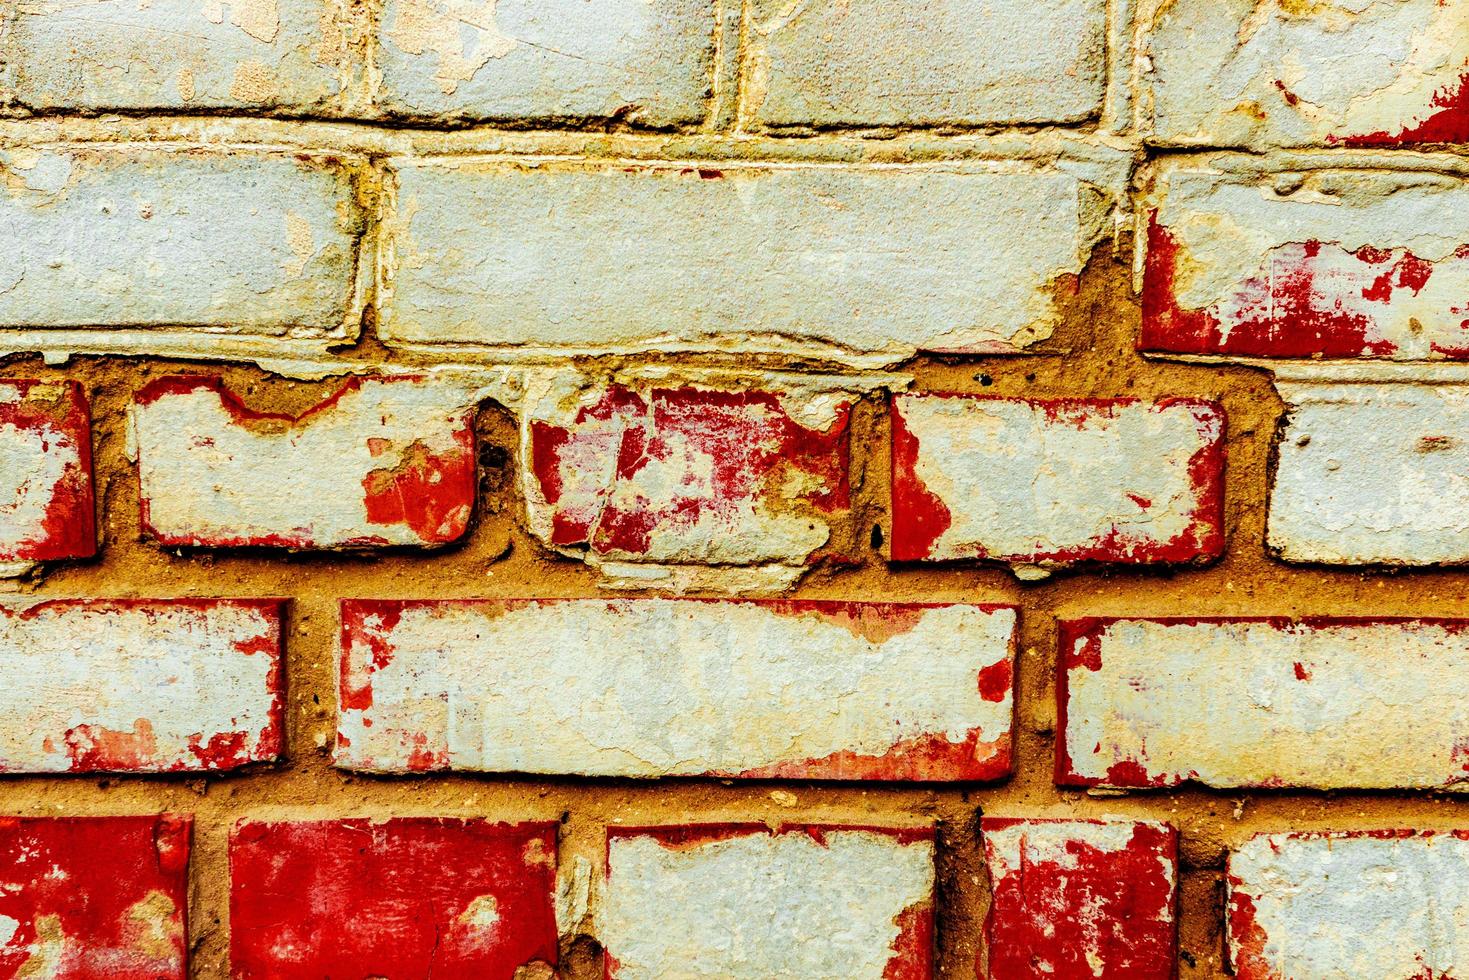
[1,1,1467,977]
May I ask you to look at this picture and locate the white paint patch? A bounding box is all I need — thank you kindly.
[747,0,1105,128]
[600,827,933,980]
[1063,618,1469,789]
[895,396,1222,566]
[0,424,71,555]
[0,600,281,773]
[130,377,477,549]
[1229,831,1469,978]
[1270,382,1469,564]
[378,158,1116,366]
[1145,0,1469,147]
[336,600,1016,778]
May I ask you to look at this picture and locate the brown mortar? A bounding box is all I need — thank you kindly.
[2,241,1462,980]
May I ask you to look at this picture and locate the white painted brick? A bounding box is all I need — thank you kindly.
[336,599,1017,781]
[376,0,715,124]
[0,380,94,575]
[131,376,478,550]
[0,599,283,773]
[747,0,1106,128]
[0,0,363,112]
[1144,0,1469,149]
[1228,831,1469,979]
[1270,383,1469,565]
[1060,617,1469,790]
[891,396,1225,570]
[1142,162,1469,360]
[378,158,1114,366]
[600,825,935,980]
[0,148,363,342]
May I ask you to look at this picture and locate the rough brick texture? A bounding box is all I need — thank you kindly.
[132,375,477,549]
[229,818,558,979]
[892,395,1225,571]
[337,598,1017,780]
[0,815,191,980]
[0,599,283,773]
[0,380,93,574]
[1228,831,1469,979]
[981,818,1178,979]
[600,824,934,980]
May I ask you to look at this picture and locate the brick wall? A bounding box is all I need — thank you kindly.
[0,2,1466,977]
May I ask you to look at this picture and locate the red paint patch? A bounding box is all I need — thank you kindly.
[1336,71,1469,147]
[529,385,851,558]
[0,379,96,565]
[0,815,190,980]
[730,729,1011,783]
[889,395,954,561]
[1141,215,1469,359]
[981,819,1178,979]
[361,434,476,543]
[230,819,559,980]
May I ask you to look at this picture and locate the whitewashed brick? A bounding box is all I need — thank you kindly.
[0,599,283,773]
[1270,383,1469,565]
[376,0,715,124]
[891,396,1225,571]
[0,0,362,112]
[131,376,478,550]
[0,148,363,342]
[378,159,1114,366]
[1145,0,1469,148]
[1060,617,1469,790]
[1142,162,1469,360]
[600,825,934,980]
[1228,831,1469,979]
[747,0,1106,128]
[0,379,94,576]
[336,599,1017,781]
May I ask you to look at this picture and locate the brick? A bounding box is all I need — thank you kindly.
[600,824,934,980]
[1144,0,1469,148]
[1059,617,1469,790]
[1269,383,1469,565]
[1228,830,1469,979]
[981,818,1177,980]
[336,598,1016,780]
[376,0,715,124]
[0,814,191,980]
[746,0,1105,129]
[378,159,1112,364]
[131,375,477,550]
[891,395,1225,570]
[0,598,283,773]
[0,148,363,342]
[523,380,850,577]
[0,380,94,574]
[230,818,558,979]
[1141,163,1469,360]
[0,0,362,112]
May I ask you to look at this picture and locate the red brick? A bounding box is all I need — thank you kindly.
[891,395,1224,570]
[0,598,284,774]
[525,383,851,574]
[0,380,94,572]
[131,375,478,550]
[0,815,191,980]
[981,818,1178,979]
[229,818,559,979]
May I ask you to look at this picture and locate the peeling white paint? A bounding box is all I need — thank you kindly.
[747,0,1106,128]
[1270,383,1469,564]
[378,158,1114,366]
[1145,0,1469,148]
[599,827,933,980]
[336,599,1017,779]
[0,423,72,558]
[1063,618,1469,789]
[130,377,478,549]
[0,600,281,773]
[1229,832,1469,978]
[377,0,713,123]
